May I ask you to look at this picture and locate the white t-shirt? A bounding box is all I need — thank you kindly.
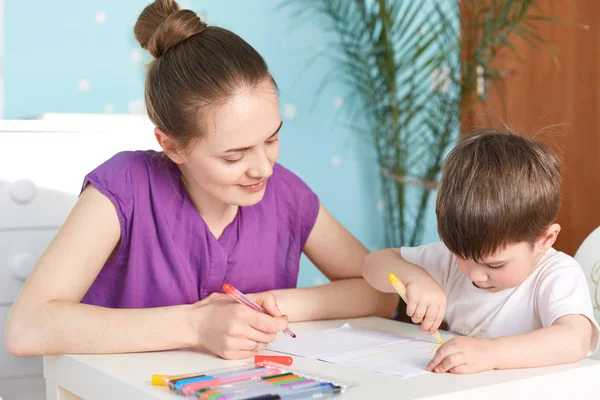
[401,242,600,355]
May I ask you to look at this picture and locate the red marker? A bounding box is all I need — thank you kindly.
[254,355,294,366]
[222,284,297,338]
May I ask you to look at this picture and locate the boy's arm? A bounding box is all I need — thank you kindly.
[362,248,434,292]
[362,247,447,334]
[428,315,594,374]
[493,314,593,369]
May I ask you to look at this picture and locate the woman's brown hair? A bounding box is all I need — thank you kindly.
[134,0,275,149]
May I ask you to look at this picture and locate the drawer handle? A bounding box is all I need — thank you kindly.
[9,179,37,204]
[11,253,37,281]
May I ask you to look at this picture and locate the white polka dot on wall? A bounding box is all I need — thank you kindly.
[313,276,325,286]
[104,104,115,113]
[131,49,143,62]
[333,96,344,108]
[431,67,451,93]
[78,79,91,92]
[371,244,380,251]
[95,11,107,24]
[283,104,297,119]
[331,156,342,168]
[128,99,145,114]
[377,200,384,213]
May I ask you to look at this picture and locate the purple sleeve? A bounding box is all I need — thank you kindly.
[272,164,320,249]
[299,181,320,249]
[80,152,139,257]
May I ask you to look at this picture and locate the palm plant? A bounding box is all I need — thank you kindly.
[281,0,573,248]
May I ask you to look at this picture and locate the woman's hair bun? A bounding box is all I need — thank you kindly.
[134,0,206,58]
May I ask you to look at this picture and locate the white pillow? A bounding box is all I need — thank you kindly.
[574,226,600,324]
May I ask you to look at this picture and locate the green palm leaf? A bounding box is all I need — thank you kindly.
[280,0,574,247]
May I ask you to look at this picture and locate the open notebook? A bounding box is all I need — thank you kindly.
[267,324,440,378]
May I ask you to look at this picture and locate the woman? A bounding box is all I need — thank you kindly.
[6,0,397,360]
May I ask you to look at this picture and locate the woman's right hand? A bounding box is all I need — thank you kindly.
[191,292,289,359]
[405,272,446,335]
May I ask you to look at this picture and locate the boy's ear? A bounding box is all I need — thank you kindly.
[154,127,185,164]
[536,223,561,254]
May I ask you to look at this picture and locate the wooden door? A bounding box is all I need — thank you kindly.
[462,1,600,255]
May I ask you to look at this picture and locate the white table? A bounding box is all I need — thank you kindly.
[44,317,600,400]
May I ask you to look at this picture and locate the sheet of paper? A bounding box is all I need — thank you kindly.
[267,323,439,378]
[267,323,410,359]
[321,339,439,378]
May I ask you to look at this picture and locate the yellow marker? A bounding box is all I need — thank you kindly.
[151,374,171,386]
[151,372,205,386]
[388,273,445,345]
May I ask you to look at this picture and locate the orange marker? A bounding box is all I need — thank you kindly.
[254,355,293,366]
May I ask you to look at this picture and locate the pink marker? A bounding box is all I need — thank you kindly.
[222,284,297,338]
[180,367,278,396]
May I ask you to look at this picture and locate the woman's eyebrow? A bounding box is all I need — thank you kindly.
[223,121,283,153]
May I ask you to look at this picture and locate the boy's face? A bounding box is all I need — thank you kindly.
[454,225,560,292]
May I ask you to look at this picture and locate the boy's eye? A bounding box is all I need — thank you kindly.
[224,157,242,164]
[488,264,505,269]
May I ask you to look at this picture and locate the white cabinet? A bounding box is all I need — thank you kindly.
[0,376,45,400]
[0,117,160,400]
[0,230,58,304]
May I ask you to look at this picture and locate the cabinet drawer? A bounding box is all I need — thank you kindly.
[0,307,43,379]
[0,128,158,229]
[0,230,57,304]
[0,181,77,231]
[0,131,92,229]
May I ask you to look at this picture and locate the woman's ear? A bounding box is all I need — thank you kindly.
[536,223,561,255]
[154,127,184,164]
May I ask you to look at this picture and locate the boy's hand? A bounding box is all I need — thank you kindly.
[405,274,446,334]
[427,336,496,374]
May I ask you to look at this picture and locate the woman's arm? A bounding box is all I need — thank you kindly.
[5,186,287,358]
[272,204,398,321]
[5,186,200,355]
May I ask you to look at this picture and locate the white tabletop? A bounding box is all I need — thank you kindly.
[44,317,600,400]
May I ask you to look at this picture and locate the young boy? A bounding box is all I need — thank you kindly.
[363,130,599,374]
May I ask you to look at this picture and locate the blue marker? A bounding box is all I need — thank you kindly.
[236,382,342,400]
[173,366,269,391]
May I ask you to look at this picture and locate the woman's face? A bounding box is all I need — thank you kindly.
[170,79,282,208]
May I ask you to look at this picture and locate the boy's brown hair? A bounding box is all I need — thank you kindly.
[436,129,561,261]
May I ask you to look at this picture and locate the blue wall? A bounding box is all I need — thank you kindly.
[4,0,440,287]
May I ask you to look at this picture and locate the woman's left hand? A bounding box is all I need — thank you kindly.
[427,336,497,374]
